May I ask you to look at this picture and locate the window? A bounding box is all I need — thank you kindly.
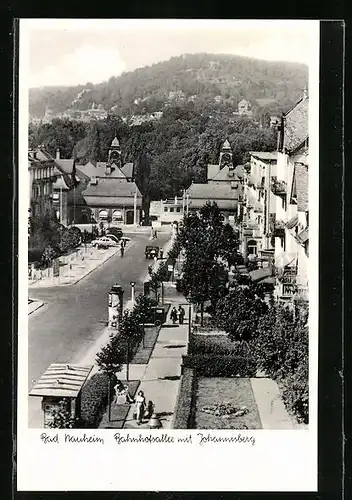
[169,207,174,212]
[99,210,108,220]
[164,207,168,212]
[176,207,181,213]
[112,210,123,221]
[52,192,59,201]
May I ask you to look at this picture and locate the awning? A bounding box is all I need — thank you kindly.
[296,228,309,244]
[249,267,273,283]
[286,214,299,230]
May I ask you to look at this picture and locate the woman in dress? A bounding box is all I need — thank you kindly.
[170,307,178,325]
[135,390,146,425]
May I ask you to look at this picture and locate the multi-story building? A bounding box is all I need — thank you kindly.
[271,94,309,305]
[238,151,277,261]
[28,146,79,226]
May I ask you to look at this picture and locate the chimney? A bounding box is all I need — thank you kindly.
[56,148,60,160]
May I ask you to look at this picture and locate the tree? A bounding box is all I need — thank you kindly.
[215,284,268,342]
[118,310,141,382]
[96,336,123,421]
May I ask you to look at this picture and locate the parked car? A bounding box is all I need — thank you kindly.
[145,245,159,259]
[106,227,123,240]
[105,234,120,244]
[92,237,119,249]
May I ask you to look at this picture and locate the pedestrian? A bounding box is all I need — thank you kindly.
[170,306,178,325]
[135,390,146,425]
[144,400,155,420]
[159,249,164,259]
[178,305,185,325]
[120,245,124,257]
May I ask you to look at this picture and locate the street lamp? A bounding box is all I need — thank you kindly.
[130,281,136,304]
[186,295,192,338]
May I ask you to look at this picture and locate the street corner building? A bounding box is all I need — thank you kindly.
[77,137,142,226]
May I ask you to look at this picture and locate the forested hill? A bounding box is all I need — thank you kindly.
[29,53,308,118]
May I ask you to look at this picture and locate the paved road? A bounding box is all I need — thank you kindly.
[28,232,169,390]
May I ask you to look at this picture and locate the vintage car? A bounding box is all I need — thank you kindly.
[145,245,159,259]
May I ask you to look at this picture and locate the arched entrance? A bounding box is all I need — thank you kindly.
[98,209,108,221]
[126,210,134,224]
[247,239,258,256]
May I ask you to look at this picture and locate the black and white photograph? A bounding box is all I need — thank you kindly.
[18,18,319,491]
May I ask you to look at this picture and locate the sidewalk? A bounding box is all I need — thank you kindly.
[28,240,135,288]
[122,296,189,430]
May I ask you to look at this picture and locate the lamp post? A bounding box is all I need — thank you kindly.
[186,295,192,338]
[130,281,136,305]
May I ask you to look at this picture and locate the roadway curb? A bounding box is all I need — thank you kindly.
[28,300,44,315]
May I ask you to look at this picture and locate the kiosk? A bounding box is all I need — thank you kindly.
[29,363,93,428]
[108,284,124,328]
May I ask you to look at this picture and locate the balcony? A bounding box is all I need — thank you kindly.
[271,178,287,197]
[294,284,309,302]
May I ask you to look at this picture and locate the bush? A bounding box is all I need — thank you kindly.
[280,362,309,424]
[58,227,81,253]
[80,372,117,428]
[189,335,251,356]
[183,354,257,377]
[173,368,197,429]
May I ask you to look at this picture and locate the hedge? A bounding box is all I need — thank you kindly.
[79,372,117,428]
[183,354,257,378]
[189,335,250,356]
[173,367,197,429]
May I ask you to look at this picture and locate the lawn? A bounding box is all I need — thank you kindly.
[195,377,262,430]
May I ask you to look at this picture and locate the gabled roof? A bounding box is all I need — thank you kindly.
[211,165,234,182]
[222,139,231,149]
[78,161,133,180]
[207,164,220,181]
[187,183,238,211]
[83,178,142,198]
[284,97,309,152]
[55,159,75,175]
[52,176,70,190]
[111,136,120,147]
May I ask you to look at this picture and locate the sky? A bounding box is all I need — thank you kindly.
[22,19,318,88]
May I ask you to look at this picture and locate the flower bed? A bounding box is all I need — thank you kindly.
[183,354,257,378]
[195,377,262,429]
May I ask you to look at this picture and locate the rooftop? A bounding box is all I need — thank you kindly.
[29,363,93,398]
[293,162,309,211]
[284,97,309,153]
[83,178,142,199]
[250,151,278,163]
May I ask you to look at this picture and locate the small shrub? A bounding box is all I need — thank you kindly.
[173,368,197,429]
[183,354,257,378]
[80,372,117,428]
[189,335,250,356]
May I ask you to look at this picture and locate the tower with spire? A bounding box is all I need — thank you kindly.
[107,135,122,168]
[219,139,233,170]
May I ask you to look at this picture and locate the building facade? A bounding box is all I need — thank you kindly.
[28,146,80,226]
[78,137,142,225]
